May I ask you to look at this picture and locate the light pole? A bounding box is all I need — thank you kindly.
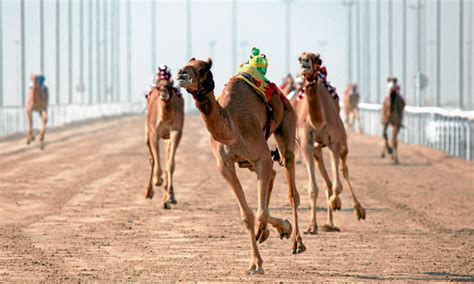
[436,0,441,107]
[151,0,156,75]
[20,0,26,106]
[79,0,85,103]
[388,0,393,75]
[56,0,60,105]
[0,0,3,107]
[459,0,464,109]
[284,0,291,74]
[208,40,217,59]
[402,0,407,98]
[68,0,73,104]
[88,0,93,104]
[40,0,44,74]
[409,1,423,106]
[342,0,355,84]
[376,0,381,103]
[231,0,237,73]
[186,0,192,61]
[126,0,132,102]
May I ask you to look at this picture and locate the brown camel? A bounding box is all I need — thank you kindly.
[145,74,184,209]
[294,52,366,234]
[381,77,405,164]
[25,74,48,149]
[343,83,361,133]
[176,58,305,274]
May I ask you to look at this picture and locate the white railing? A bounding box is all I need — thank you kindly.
[0,103,144,138]
[356,103,474,161]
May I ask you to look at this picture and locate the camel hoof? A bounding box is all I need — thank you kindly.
[304,223,318,235]
[329,195,342,210]
[278,220,292,240]
[169,193,177,204]
[256,227,270,244]
[154,177,164,186]
[291,237,306,254]
[320,224,340,232]
[355,204,366,221]
[163,202,171,210]
[145,187,154,199]
[246,266,264,275]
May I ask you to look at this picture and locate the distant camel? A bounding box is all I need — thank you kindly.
[295,52,366,234]
[145,66,184,209]
[25,74,48,149]
[381,77,405,164]
[177,57,305,275]
[343,83,361,133]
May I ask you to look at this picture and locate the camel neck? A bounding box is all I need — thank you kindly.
[193,89,235,145]
[304,81,325,129]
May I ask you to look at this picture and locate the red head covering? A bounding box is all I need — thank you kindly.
[156,65,172,81]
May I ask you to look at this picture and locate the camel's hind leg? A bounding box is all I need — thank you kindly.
[218,161,264,275]
[391,125,400,164]
[340,146,366,221]
[274,112,305,254]
[381,123,392,158]
[38,110,47,150]
[314,146,339,232]
[300,132,320,235]
[25,109,34,144]
[164,129,182,205]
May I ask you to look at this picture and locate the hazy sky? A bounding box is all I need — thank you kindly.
[1,0,473,109]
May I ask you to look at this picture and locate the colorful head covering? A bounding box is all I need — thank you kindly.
[248,47,268,75]
[156,65,172,81]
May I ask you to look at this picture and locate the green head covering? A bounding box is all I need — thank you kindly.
[248,47,268,75]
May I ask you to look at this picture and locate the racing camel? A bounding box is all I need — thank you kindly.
[25,74,48,150]
[295,52,366,234]
[177,57,305,275]
[145,66,184,209]
[381,77,405,164]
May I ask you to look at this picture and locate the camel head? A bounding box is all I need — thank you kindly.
[176,58,214,97]
[298,52,321,81]
[30,74,45,87]
[155,80,173,101]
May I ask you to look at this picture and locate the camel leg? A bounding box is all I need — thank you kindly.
[218,161,264,275]
[274,119,305,254]
[255,169,275,244]
[164,129,182,205]
[354,109,362,134]
[391,125,400,164]
[314,146,339,232]
[152,134,164,187]
[340,146,366,221]
[300,136,319,235]
[381,123,392,158]
[26,109,34,144]
[328,143,343,211]
[38,110,47,150]
[145,135,155,200]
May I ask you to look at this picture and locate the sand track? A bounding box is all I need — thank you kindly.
[0,115,472,281]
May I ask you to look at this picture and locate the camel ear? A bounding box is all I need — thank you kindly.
[188,57,196,63]
[207,57,213,69]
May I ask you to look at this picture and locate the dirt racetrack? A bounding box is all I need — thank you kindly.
[0,115,473,282]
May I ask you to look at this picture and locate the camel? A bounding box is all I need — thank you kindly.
[381,77,405,164]
[176,58,305,274]
[294,52,366,234]
[343,83,362,133]
[25,74,48,149]
[145,68,184,209]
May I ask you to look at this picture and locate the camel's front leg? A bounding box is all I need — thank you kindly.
[381,123,392,158]
[328,143,343,211]
[340,147,366,221]
[164,129,182,205]
[314,146,339,232]
[25,109,34,144]
[255,169,275,244]
[300,136,319,235]
[391,125,400,164]
[218,161,264,275]
[145,135,156,200]
[38,110,47,149]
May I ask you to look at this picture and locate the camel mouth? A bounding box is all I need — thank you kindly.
[300,62,311,74]
[176,74,192,87]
